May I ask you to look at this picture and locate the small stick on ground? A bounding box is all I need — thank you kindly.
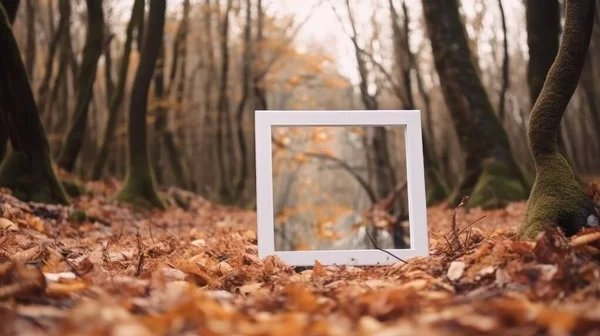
[365,227,407,264]
[450,196,469,249]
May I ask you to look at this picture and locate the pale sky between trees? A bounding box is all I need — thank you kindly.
[111,0,527,85]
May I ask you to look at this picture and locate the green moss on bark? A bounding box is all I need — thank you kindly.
[426,169,449,206]
[115,0,166,211]
[0,151,69,204]
[466,159,528,209]
[519,153,594,238]
[116,164,165,210]
[0,3,69,205]
[519,0,598,238]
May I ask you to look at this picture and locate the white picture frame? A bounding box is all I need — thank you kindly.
[255,110,429,266]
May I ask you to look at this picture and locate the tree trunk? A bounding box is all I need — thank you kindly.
[152,42,166,185]
[37,0,68,117]
[253,0,267,110]
[520,0,597,238]
[58,0,104,172]
[498,0,509,122]
[525,0,571,157]
[0,2,69,204]
[116,0,165,209]
[165,0,188,189]
[233,0,252,199]
[580,50,600,160]
[216,0,233,202]
[24,0,35,79]
[103,29,114,108]
[1,0,18,23]
[422,0,528,209]
[92,0,142,180]
[0,0,18,162]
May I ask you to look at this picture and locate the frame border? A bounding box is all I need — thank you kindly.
[255,110,429,266]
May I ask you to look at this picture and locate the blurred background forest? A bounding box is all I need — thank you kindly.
[272,126,408,251]
[5,0,600,209]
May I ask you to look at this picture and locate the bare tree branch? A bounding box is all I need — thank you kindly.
[271,136,378,203]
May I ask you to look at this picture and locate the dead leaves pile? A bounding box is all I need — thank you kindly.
[2,186,600,335]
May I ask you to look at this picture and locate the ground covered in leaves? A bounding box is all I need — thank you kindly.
[2,180,600,335]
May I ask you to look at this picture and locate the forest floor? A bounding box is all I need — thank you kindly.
[2,178,600,335]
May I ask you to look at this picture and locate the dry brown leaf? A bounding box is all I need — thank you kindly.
[0,218,18,231]
[46,281,88,297]
[571,231,600,247]
[313,260,326,277]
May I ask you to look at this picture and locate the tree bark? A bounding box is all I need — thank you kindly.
[521,0,597,238]
[58,0,104,172]
[498,0,509,122]
[524,0,570,155]
[92,0,143,180]
[1,0,18,23]
[0,2,69,204]
[216,0,233,202]
[116,0,165,209]
[233,0,252,198]
[253,0,267,110]
[24,0,35,79]
[37,0,69,117]
[422,0,528,209]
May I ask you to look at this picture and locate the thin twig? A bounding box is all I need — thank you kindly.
[451,196,469,237]
[458,215,487,237]
[134,232,145,277]
[365,227,407,264]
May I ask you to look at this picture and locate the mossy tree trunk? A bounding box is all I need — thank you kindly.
[422,0,528,209]
[152,0,188,189]
[525,0,578,173]
[92,0,143,180]
[0,2,68,204]
[58,0,104,172]
[520,0,599,239]
[116,0,165,210]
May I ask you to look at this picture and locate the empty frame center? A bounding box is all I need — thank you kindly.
[271,125,411,252]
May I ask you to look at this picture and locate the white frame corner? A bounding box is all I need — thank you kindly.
[255,110,429,266]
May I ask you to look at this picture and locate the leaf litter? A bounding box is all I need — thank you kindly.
[1,183,600,335]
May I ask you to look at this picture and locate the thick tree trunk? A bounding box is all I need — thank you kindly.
[116,0,165,209]
[422,0,528,209]
[58,0,104,172]
[520,0,597,238]
[92,0,142,180]
[0,2,68,204]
